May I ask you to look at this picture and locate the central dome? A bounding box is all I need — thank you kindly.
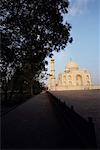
[66,60,79,70]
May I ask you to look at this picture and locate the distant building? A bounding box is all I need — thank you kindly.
[48,59,94,91]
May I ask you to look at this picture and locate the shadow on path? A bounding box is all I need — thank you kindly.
[1,92,97,148]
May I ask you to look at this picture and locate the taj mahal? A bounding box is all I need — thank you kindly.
[48,59,98,91]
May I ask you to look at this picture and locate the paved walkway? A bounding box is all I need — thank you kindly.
[2,92,81,148]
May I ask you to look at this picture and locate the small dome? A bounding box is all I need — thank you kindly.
[66,60,79,70]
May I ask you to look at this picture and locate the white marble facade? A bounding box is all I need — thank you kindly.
[48,59,93,91]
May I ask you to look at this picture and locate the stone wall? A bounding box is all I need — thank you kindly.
[49,85,100,91]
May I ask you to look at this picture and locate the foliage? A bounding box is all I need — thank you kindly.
[0,0,72,100]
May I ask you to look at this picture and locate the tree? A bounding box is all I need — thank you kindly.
[0,0,72,99]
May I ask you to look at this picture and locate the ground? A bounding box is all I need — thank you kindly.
[51,89,100,148]
[1,90,99,148]
[1,92,84,148]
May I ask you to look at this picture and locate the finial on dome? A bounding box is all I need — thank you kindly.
[70,57,72,61]
[66,60,79,70]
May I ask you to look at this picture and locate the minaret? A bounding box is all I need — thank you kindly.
[50,59,55,90]
[51,59,55,79]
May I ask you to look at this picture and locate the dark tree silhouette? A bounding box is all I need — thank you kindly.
[0,0,72,100]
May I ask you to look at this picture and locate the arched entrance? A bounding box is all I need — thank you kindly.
[87,81,90,86]
[76,74,83,86]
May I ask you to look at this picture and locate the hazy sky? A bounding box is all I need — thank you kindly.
[47,0,100,84]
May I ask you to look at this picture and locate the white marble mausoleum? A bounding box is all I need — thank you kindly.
[48,59,94,91]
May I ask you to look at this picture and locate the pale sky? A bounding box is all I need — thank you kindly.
[46,0,100,85]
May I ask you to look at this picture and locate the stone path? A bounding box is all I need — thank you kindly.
[2,92,82,148]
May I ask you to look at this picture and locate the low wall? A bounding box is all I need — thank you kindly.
[49,85,100,91]
[91,85,100,90]
[47,91,97,148]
